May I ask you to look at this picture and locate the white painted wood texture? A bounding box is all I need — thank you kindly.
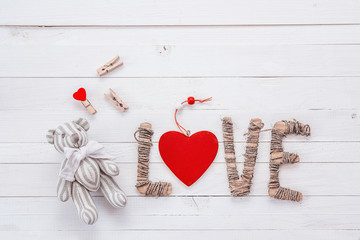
[0,0,360,239]
[0,0,359,26]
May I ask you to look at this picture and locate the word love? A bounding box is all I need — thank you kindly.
[134,118,310,202]
[222,118,310,202]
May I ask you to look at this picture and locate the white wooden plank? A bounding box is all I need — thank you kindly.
[2,25,360,45]
[0,230,358,240]
[0,0,359,26]
[0,197,359,231]
[1,45,360,77]
[1,196,359,215]
[1,77,359,111]
[0,110,357,142]
[0,163,357,196]
[0,212,359,230]
[1,142,357,164]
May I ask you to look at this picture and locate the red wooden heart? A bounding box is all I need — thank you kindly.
[73,88,87,101]
[159,131,218,186]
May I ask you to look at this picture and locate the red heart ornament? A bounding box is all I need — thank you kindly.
[73,88,87,101]
[159,131,218,186]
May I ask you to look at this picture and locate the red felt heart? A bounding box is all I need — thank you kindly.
[73,88,87,101]
[159,131,218,186]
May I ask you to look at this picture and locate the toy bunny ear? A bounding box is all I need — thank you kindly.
[46,129,55,144]
[73,118,90,131]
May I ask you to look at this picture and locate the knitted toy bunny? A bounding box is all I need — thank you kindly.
[46,118,126,224]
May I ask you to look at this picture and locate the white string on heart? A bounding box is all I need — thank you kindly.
[174,96,212,137]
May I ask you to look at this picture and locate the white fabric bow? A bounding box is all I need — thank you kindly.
[61,140,112,181]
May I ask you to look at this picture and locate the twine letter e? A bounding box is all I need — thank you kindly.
[268,120,310,202]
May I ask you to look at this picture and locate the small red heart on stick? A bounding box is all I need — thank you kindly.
[73,88,87,101]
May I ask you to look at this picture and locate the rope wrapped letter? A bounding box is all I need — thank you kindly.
[134,122,172,197]
[222,117,264,197]
[269,120,311,202]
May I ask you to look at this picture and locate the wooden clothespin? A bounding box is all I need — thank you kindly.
[97,56,123,76]
[73,88,97,115]
[81,99,97,115]
[105,88,128,112]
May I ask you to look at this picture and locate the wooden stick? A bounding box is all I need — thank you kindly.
[97,56,123,77]
[222,117,263,197]
[268,120,311,202]
[81,99,97,115]
[134,122,172,197]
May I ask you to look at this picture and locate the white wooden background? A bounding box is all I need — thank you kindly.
[0,0,360,239]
